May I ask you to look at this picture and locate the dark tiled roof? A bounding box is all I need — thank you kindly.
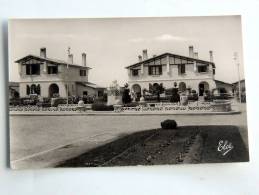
[126,52,215,69]
[76,82,105,89]
[15,55,91,69]
[215,80,233,85]
[232,79,245,84]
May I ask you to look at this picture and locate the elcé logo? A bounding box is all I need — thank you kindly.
[217,140,234,156]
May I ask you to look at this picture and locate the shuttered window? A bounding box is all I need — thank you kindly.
[178,64,186,74]
[80,69,87,76]
[148,66,162,75]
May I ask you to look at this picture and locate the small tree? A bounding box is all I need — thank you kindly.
[153,83,165,102]
[122,83,131,104]
[170,83,180,102]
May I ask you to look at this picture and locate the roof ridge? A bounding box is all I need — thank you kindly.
[15,54,91,69]
[126,52,215,69]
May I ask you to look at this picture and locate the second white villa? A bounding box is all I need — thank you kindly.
[126,46,233,98]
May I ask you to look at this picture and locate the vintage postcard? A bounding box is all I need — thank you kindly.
[8,16,249,169]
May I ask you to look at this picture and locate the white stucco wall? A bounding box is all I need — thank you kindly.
[76,84,97,97]
[19,81,67,97]
[18,63,89,83]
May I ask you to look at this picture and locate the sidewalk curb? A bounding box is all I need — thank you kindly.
[10,110,241,116]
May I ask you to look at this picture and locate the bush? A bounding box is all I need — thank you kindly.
[21,98,37,106]
[161,119,177,129]
[188,90,198,101]
[212,94,232,100]
[92,103,114,111]
[170,94,180,102]
[122,88,131,104]
[9,98,21,106]
[51,98,67,107]
[123,102,139,107]
[36,102,51,107]
[82,95,95,104]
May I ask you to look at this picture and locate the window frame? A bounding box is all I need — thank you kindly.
[80,69,87,76]
[197,65,208,73]
[25,64,41,75]
[178,64,186,74]
[47,65,58,74]
[132,69,139,76]
[148,65,162,76]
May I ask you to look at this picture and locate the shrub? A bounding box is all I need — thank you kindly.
[92,103,114,111]
[123,102,139,107]
[21,98,37,106]
[36,102,51,107]
[9,98,21,106]
[170,94,180,102]
[188,90,198,101]
[161,120,177,129]
[122,87,131,104]
[51,98,67,107]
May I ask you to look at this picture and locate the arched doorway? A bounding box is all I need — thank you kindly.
[179,82,186,93]
[199,81,209,96]
[49,83,59,97]
[30,84,37,94]
[132,84,141,100]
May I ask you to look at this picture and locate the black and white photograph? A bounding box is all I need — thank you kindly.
[8,16,249,169]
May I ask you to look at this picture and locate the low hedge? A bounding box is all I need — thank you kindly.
[161,119,177,129]
[123,102,139,107]
[91,103,114,111]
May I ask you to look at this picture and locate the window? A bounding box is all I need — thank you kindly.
[98,90,104,97]
[83,91,88,96]
[80,69,87,76]
[132,69,139,76]
[47,66,58,74]
[26,84,41,95]
[198,66,208,73]
[178,64,186,74]
[148,66,162,75]
[26,64,40,75]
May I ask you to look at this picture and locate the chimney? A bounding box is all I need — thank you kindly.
[189,46,194,58]
[194,52,198,59]
[209,50,213,62]
[142,49,148,60]
[138,55,142,62]
[68,54,73,64]
[82,53,87,66]
[40,47,46,58]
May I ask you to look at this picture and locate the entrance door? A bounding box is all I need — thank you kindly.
[49,83,59,97]
[199,83,205,96]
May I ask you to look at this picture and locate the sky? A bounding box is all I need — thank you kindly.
[9,16,245,87]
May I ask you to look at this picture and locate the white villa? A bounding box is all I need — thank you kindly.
[15,48,104,98]
[126,46,232,98]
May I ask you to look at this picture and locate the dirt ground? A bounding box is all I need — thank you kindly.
[57,125,249,167]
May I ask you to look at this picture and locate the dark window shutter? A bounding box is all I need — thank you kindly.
[159,66,162,75]
[148,67,151,75]
[26,65,30,75]
[36,84,41,95]
[26,85,30,95]
[182,65,185,73]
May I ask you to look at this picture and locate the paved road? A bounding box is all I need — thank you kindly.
[10,104,248,169]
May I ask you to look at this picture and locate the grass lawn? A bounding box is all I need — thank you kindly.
[57,125,249,167]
